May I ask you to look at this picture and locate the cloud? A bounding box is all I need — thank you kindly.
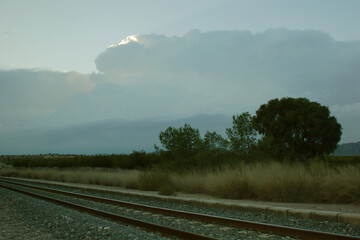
[0,69,94,130]
[80,29,358,118]
[95,29,360,104]
[47,81,188,126]
[83,29,360,142]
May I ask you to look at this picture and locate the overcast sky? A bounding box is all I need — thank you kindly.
[1,0,359,154]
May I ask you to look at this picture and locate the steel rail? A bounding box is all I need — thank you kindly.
[0,182,217,240]
[1,178,359,240]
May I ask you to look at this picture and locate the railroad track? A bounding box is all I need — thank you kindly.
[0,177,359,240]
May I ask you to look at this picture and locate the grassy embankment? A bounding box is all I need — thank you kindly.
[1,160,359,204]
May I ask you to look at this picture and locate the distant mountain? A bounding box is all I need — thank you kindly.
[333,141,360,156]
[0,114,231,155]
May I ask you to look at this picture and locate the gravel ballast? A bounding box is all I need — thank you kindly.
[0,182,296,240]
[1,178,360,239]
[11,179,360,237]
[0,187,172,240]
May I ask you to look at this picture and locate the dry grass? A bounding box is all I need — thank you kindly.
[164,162,360,203]
[1,162,359,203]
[0,168,140,189]
[321,165,360,203]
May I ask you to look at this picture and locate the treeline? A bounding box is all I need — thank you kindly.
[9,150,241,170]
[11,151,158,169]
[8,152,360,170]
[155,97,342,163]
[9,97,350,170]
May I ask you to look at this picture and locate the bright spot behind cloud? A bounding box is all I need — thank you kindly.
[108,35,139,48]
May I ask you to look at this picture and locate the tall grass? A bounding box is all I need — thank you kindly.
[136,162,360,203]
[0,168,140,189]
[1,162,359,203]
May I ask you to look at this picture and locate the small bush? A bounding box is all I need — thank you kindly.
[204,166,256,199]
[170,170,207,194]
[138,170,172,191]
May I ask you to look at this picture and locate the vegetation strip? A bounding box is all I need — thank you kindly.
[1,178,359,240]
[0,182,217,240]
[2,161,359,205]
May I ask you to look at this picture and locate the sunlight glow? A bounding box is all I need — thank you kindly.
[108,35,138,48]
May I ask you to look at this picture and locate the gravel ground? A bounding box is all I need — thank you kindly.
[4,182,297,240]
[14,179,360,237]
[2,179,360,239]
[0,187,173,240]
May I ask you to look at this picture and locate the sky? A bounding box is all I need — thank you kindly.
[0,0,359,154]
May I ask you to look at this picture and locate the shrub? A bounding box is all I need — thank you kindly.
[138,170,173,191]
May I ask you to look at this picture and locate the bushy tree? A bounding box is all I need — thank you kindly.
[226,112,257,155]
[253,97,342,160]
[203,131,229,154]
[159,124,202,157]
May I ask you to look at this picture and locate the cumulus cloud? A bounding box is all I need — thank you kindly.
[42,29,360,135]
[0,69,94,130]
[95,29,359,101]
[77,29,357,120]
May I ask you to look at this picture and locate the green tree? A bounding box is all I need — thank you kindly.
[159,123,202,157]
[253,97,342,160]
[203,131,229,154]
[226,112,257,155]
